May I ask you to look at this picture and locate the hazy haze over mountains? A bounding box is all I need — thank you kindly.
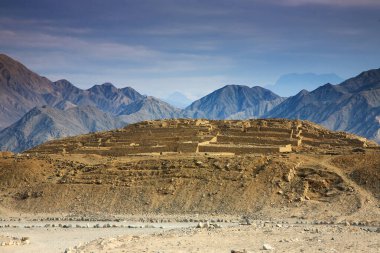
[162,92,193,109]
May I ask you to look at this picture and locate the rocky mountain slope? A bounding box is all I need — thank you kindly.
[118,96,181,124]
[0,54,55,129]
[53,80,144,115]
[0,54,144,129]
[265,68,380,143]
[183,85,285,119]
[0,54,180,152]
[0,106,124,153]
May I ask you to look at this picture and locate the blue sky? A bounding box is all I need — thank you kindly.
[1,0,379,99]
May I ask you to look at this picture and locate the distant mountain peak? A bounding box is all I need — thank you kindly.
[89,82,117,91]
[218,84,251,91]
[53,79,77,89]
[183,84,283,120]
[297,89,309,96]
[211,84,278,95]
[224,84,248,88]
[54,79,72,84]
[100,82,116,87]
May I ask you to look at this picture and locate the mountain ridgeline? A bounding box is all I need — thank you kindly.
[0,53,379,152]
[183,85,285,120]
[265,69,380,143]
[0,54,147,129]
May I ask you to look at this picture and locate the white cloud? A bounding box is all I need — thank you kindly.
[0,26,233,99]
[0,26,230,68]
[0,29,158,60]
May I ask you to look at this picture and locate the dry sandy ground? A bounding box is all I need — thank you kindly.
[72,222,380,253]
[1,219,379,253]
[74,222,380,253]
[0,221,199,253]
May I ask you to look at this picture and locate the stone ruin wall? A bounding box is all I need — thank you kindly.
[198,145,282,154]
[216,135,300,146]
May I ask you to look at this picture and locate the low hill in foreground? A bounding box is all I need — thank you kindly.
[0,119,379,223]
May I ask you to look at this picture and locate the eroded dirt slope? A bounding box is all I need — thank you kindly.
[0,152,378,223]
[0,119,378,223]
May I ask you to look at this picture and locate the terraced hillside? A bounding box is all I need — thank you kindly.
[0,119,378,223]
[28,118,375,156]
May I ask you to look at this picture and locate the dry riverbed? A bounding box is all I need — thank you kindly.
[0,216,379,253]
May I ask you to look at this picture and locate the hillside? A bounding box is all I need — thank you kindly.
[0,119,378,222]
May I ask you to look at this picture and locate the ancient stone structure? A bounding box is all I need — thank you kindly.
[28,119,374,156]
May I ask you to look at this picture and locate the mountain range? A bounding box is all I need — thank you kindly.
[0,54,146,129]
[265,69,380,143]
[0,53,379,152]
[0,106,124,152]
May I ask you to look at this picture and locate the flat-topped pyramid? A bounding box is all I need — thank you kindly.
[28,119,377,156]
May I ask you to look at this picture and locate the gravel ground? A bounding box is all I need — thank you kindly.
[0,220,204,253]
[1,219,379,253]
